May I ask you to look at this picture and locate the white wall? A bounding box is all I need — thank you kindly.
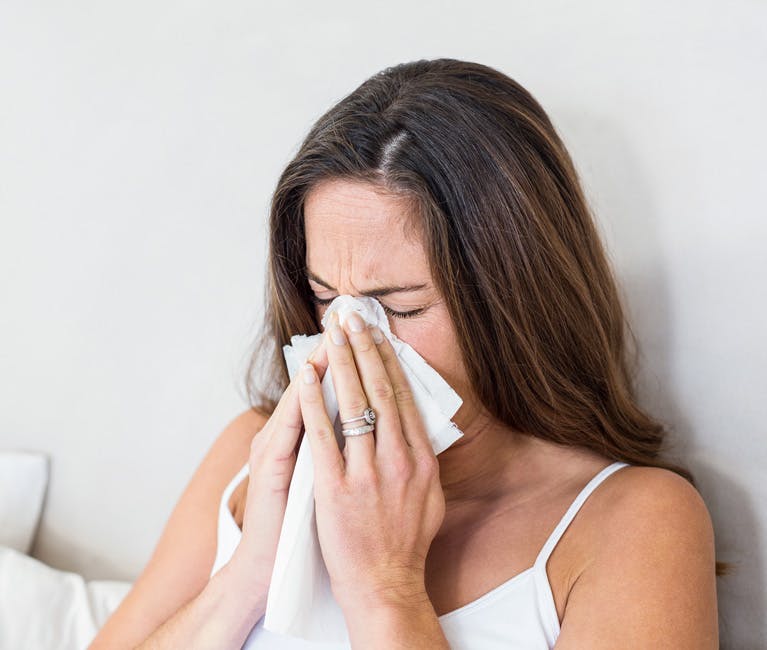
[1,1,764,646]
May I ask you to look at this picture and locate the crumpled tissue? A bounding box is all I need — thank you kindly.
[262,295,464,644]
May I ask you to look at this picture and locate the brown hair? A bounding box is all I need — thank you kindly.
[243,57,731,576]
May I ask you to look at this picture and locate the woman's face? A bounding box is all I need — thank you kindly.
[303,178,477,431]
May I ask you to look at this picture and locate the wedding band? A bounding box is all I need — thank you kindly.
[341,424,375,437]
[340,407,377,426]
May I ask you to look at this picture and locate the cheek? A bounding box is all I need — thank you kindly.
[390,313,467,391]
[401,322,476,424]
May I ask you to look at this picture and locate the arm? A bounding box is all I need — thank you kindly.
[88,408,268,649]
[133,553,268,649]
[554,467,719,649]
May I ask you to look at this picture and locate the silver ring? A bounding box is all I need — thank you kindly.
[341,424,375,437]
[340,407,376,426]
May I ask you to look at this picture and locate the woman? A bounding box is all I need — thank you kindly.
[91,58,722,648]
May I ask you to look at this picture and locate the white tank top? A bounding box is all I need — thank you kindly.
[210,459,630,649]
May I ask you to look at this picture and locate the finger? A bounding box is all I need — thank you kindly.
[298,359,345,486]
[306,335,329,376]
[268,337,327,458]
[372,330,433,457]
[325,310,376,472]
[340,310,411,466]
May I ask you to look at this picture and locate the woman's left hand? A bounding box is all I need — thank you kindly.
[298,309,446,612]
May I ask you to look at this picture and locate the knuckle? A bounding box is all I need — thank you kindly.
[355,338,375,354]
[376,339,393,358]
[415,451,440,476]
[285,420,303,437]
[310,426,335,443]
[370,378,395,401]
[335,353,356,369]
[393,384,415,405]
[391,451,415,480]
[345,396,369,415]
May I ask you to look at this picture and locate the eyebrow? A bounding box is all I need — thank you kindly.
[306,269,429,297]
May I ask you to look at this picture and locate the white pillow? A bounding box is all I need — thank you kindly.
[0,544,132,649]
[0,450,49,553]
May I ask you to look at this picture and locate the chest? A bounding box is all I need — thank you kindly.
[424,498,583,622]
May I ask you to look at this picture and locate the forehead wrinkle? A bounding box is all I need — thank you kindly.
[306,250,406,297]
[303,178,431,296]
[306,237,432,297]
[306,224,413,294]
[304,178,414,243]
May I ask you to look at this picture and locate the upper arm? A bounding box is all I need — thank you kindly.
[554,467,719,649]
[89,407,269,649]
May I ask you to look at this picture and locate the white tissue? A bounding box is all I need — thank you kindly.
[262,295,464,643]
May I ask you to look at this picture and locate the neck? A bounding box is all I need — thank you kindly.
[434,406,612,536]
[437,405,531,508]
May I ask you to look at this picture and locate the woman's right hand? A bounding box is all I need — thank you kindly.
[229,335,330,592]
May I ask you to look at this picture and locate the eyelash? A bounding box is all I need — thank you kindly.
[309,295,425,319]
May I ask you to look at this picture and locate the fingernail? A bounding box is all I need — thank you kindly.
[302,363,316,383]
[371,325,384,344]
[346,310,365,333]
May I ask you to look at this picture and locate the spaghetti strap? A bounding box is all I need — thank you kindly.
[533,461,630,569]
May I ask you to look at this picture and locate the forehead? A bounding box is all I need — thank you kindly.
[303,178,431,283]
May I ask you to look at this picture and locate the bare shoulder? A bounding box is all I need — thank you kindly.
[594,465,715,537]
[603,462,705,503]
[89,407,269,649]
[211,408,269,464]
[556,465,719,649]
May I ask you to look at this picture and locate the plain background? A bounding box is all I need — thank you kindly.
[1,1,764,646]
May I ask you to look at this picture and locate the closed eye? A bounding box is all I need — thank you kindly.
[309,295,425,319]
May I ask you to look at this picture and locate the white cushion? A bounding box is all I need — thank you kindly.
[0,450,49,553]
[0,544,132,649]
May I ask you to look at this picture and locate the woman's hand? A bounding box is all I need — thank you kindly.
[230,335,330,592]
[298,310,446,612]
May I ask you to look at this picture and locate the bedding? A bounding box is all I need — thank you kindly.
[0,450,131,648]
[0,450,49,553]
[0,544,132,649]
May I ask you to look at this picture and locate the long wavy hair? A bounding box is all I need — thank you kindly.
[243,57,730,576]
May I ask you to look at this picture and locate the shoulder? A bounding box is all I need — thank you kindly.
[556,464,719,648]
[219,406,270,452]
[592,465,716,576]
[599,464,713,527]
[222,406,271,441]
[205,407,269,483]
[180,406,269,526]
[598,465,715,549]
